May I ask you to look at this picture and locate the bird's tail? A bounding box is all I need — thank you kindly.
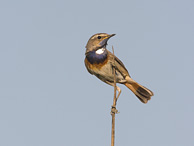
[124,81,154,103]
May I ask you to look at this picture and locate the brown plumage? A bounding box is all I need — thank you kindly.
[85,33,154,103]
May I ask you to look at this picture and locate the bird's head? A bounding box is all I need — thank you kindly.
[85,33,115,54]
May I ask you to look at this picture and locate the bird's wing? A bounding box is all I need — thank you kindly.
[108,51,131,78]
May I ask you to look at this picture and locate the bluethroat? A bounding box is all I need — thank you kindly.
[84,33,154,103]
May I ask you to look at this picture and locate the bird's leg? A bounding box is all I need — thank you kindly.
[104,80,121,101]
[111,86,120,114]
[116,86,121,101]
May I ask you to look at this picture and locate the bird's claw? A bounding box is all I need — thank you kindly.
[110,106,119,115]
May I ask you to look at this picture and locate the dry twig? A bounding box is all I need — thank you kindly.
[111,46,118,146]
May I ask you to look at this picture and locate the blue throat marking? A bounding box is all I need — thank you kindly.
[86,49,108,64]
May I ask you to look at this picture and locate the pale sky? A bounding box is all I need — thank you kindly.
[0,0,194,146]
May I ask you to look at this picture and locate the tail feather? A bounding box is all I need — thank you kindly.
[124,82,154,103]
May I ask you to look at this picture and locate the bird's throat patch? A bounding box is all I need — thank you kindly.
[96,48,105,54]
[86,48,107,65]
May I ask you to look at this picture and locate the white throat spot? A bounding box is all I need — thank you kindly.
[96,48,105,54]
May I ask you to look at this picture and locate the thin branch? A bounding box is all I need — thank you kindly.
[112,47,117,106]
[111,46,118,146]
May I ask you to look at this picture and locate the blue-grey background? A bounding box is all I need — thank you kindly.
[0,0,193,146]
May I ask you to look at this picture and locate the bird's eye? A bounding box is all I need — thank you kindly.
[97,36,101,39]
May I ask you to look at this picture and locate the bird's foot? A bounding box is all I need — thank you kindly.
[110,106,119,115]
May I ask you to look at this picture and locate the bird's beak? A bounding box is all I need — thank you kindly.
[99,34,116,47]
[109,34,116,37]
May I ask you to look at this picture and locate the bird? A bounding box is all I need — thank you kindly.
[84,33,154,103]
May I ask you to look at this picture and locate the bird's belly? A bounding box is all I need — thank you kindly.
[94,62,125,83]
